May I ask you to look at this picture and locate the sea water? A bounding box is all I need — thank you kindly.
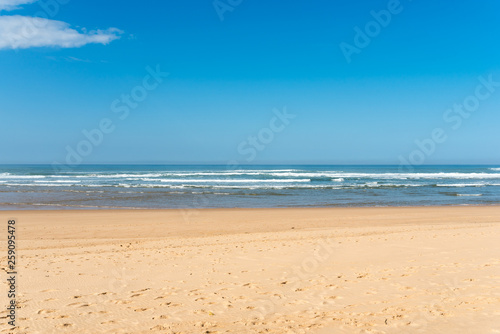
[1,165,500,209]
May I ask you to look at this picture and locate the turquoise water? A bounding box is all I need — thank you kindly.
[1,165,500,209]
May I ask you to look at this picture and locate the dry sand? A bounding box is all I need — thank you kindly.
[1,206,499,333]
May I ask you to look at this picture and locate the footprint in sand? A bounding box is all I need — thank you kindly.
[324,295,341,300]
[188,292,202,296]
[95,291,114,296]
[67,302,91,307]
[154,296,166,300]
[150,325,170,331]
[130,293,143,298]
[109,300,132,305]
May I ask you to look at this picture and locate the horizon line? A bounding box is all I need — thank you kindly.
[1,163,499,167]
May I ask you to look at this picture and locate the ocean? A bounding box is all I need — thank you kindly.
[1,165,500,210]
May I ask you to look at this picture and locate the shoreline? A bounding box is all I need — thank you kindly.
[2,202,500,211]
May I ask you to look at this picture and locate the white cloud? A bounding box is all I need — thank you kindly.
[0,15,122,49]
[0,0,36,12]
[0,0,123,49]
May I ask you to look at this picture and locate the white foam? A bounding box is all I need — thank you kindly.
[158,179,311,183]
[69,170,303,178]
[0,175,46,179]
[164,171,500,179]
[4,171,500,181]
[75,173,164,178]
[34,180,79,183]
[2,183,76,187]
[193,184,342,190]
[435,183,485,187]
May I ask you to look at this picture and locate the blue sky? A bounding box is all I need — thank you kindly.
[1,0,499,165]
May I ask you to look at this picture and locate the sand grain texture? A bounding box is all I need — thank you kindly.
[1,206,499,333]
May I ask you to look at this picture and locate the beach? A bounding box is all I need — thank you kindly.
[3,0,500,332]
[1,206,499,333]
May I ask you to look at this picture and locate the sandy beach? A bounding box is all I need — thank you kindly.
[1,206,499,333]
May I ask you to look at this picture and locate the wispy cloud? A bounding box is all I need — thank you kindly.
[0,15,122,49]
[66,56,91,62]
[46,55,93,62]
[0,0,36,12]
[0,0,122,49]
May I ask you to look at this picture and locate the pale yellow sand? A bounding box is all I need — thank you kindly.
[1,206,500,333]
